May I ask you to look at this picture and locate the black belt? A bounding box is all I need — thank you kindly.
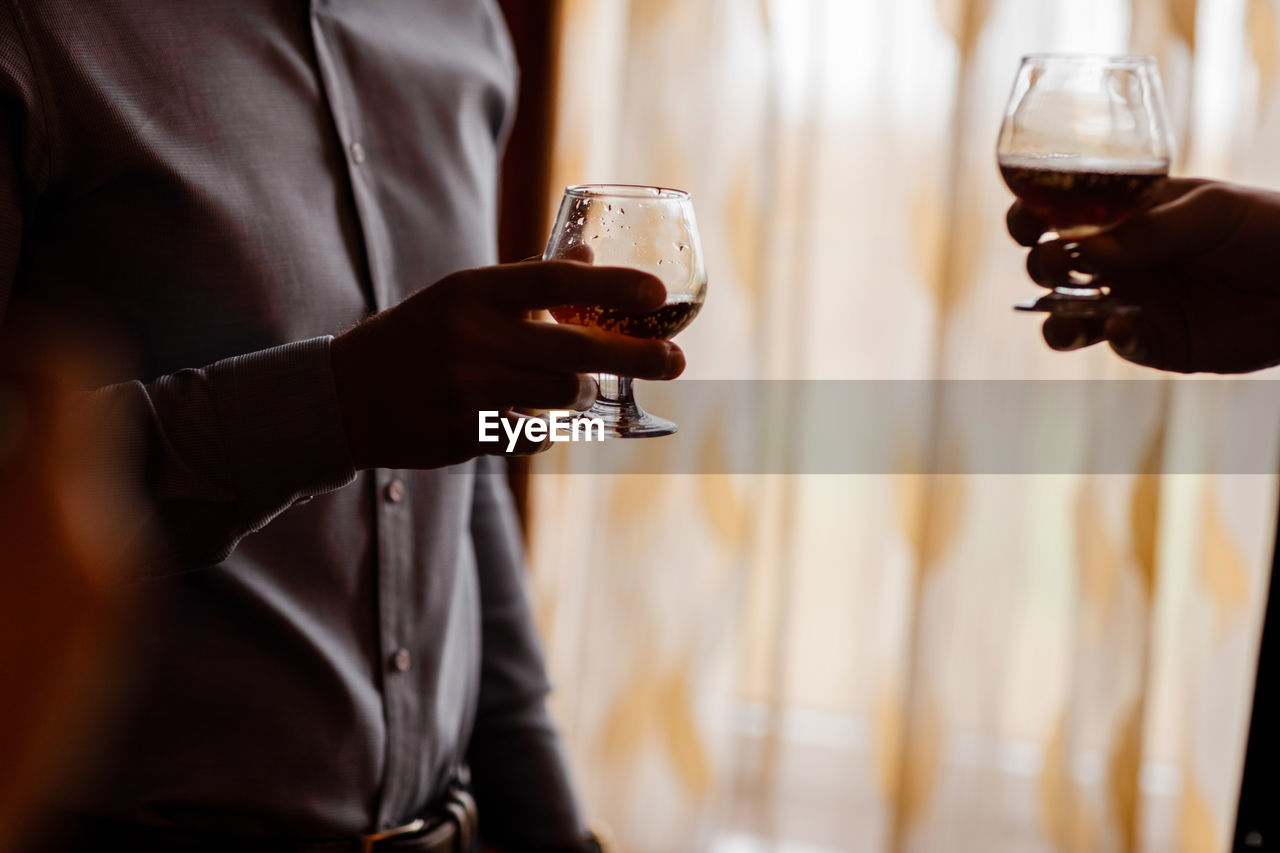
[22,786,477,853]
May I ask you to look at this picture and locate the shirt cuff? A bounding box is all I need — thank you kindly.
[208,336,357,528]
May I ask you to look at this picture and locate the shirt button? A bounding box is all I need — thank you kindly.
[350,141,366,164]
[391,648,412,672]
[385,479,405,503]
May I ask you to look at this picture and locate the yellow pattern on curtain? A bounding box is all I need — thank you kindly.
[527,1,1280,850]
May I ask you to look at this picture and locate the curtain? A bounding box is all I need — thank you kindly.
[525,1,1280,850]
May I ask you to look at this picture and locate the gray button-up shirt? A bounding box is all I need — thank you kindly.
[0,0,582,844]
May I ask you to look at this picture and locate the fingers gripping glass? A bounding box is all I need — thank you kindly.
[997,54,1175,317]
[543,185,707,438]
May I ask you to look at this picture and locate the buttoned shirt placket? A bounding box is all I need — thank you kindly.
[307,1,417,830]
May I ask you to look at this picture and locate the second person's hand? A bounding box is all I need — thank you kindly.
[1008,177,1280,373]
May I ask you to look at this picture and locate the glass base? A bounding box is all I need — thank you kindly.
[1013,291,1139,319]
[580,396,677,439]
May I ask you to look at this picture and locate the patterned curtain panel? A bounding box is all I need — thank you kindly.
[527,1,1280,850]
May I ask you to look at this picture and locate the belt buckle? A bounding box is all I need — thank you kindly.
[358,818,426,853]
[442,785,476,852]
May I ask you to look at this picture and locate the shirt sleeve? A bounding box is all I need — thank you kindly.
[102,341,358,570]
[465,455,589,850]
[1,18,357,574]
[0,2,36,321]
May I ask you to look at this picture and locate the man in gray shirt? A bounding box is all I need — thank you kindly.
[0,1,683,850]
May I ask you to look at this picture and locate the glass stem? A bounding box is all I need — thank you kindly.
[596,373,634,405]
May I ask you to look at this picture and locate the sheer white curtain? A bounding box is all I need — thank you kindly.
[527,1,1280,850]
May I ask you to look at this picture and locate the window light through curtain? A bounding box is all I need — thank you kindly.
[526,1,1280,850]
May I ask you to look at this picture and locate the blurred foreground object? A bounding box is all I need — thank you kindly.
[0,331,144,845]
